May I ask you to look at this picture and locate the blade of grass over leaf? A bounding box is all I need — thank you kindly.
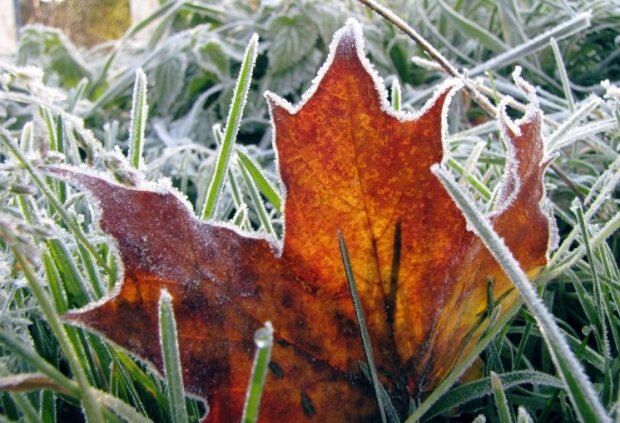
[433,165,610,423]
[491,371,514,423]
[236,148,282,212]
[128,69,148,170]
[238,159,275,235]
[242,322,273,423]
[158,290,189,423]
[201,34,259,220]
[338,231,388,423]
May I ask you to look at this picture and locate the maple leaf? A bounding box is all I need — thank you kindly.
[50,19,552,422]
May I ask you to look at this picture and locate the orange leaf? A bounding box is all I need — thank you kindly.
[51,19,552,422]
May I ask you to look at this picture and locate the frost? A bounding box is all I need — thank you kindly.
[253,321,274,348]
[602,80,620,103]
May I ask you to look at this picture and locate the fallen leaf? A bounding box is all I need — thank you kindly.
[51,19,552,422]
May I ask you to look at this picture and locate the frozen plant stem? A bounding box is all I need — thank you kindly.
[201,34,259,220]
[433,165,610,423]
[128,68,148,169]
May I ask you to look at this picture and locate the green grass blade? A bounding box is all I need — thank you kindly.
[433,165,610,423]
[158,290,189,423]
[128,69,148,170]
[40,390,56,423]
[97,391,154,423]
[238,160,275,235]
[424,370,563,420]
[338,232,389,423]
[241,322,273,423]
[491,371,514,423]
[8,393,39,423]
[201,34,259,220]
[391,79,401,111]
[517,407,534,423]
[236,148,282,212]
[574,202,611,358]
[446,158,492,201]
[549,38,575,112]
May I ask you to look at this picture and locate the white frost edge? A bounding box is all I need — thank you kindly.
[489,67,558,256]
[264,18,462,256]
[492,66,543,217]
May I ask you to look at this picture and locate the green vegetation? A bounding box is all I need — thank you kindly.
[0,0,618,422]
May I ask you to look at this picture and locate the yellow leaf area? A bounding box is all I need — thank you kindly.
[54,20,551,422]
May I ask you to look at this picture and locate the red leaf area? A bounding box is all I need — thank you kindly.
[52,20,551,422]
